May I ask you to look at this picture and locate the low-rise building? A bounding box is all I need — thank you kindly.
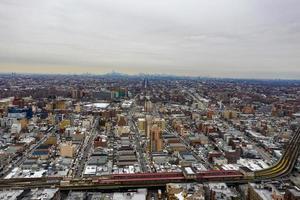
[60,142,76,158]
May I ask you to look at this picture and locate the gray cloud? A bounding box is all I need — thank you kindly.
[0,0,299,79]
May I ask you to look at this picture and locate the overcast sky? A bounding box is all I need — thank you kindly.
[0,0,299,79]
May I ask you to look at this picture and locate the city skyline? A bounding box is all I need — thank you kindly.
[1,68,300,81]
[1,1,300,198]
[0,73,299,198]
[0,0,300,79]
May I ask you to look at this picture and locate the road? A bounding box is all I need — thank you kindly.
[1,125,55,178]
[73,117,99,178]
[166,124,212,169]
[128,102,149,173]
[255,146,272,161]
[131,120,148,172]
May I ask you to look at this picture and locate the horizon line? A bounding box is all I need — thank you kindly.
[1,71,300,81]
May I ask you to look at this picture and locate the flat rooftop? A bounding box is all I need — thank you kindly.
[84,103,110,109]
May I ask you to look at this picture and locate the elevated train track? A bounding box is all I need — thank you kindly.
[254,127,300,179]
[0,127,299,190]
